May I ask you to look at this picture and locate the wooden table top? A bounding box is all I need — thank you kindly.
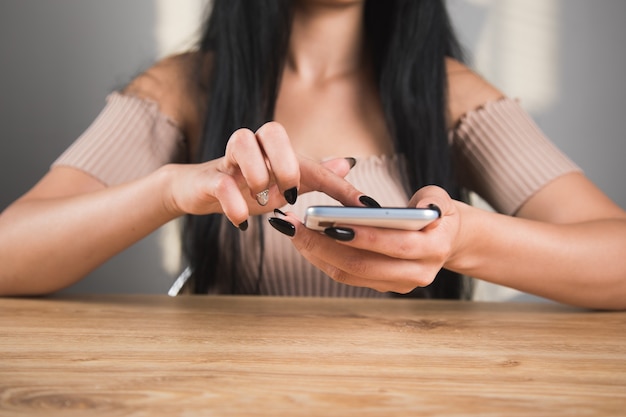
[1,295,625,416]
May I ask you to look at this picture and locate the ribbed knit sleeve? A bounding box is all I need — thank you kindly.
[52,92,187,186]
[450,98,582,215]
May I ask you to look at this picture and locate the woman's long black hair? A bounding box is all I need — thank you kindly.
[185,0,472,299]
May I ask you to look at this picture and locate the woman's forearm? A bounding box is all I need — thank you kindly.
[0,167,178,296]
[449,202,626,310]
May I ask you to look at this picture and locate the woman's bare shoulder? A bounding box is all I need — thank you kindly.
[123,52,205,138]
[445,58,505,128]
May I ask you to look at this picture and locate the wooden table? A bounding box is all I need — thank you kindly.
[1,295,625,416]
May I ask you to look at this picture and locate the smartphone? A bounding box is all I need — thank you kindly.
[304,206,440,231]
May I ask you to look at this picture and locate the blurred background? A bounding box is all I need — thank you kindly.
[1,0,624,299]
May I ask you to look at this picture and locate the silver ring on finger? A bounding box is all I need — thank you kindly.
[256,189,270,206]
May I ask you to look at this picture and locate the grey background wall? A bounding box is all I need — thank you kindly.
[0,0,173,293]
[1,1,624,296]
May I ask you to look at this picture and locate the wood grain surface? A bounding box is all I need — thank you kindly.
[1,295,625,416]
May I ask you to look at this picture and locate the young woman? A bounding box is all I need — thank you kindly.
[0,0,624,309]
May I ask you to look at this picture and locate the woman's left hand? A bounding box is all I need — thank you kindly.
[272,185,463,293]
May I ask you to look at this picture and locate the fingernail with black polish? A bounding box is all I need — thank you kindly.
[284,187,298,205]
[359,195,381,208]
[324,227,355,242]
[268,217,296,237]
[274,208,287,217]
[428,203,442,217]
[345,157,357,169]
[238,220,249,231]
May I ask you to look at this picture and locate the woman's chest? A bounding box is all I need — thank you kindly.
[274,75,394,161]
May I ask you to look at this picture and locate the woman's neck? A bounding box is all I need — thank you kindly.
[288,1,366,84]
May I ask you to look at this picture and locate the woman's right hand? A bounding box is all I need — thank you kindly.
[162,121,364,227]
[0,120,362,295]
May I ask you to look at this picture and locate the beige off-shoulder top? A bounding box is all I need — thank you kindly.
[53,93,581,296]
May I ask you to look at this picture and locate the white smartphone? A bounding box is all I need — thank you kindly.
[304,206,440,231]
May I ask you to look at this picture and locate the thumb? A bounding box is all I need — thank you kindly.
[408,186,453,230]
[320,157,357,179]
[298,157,364,207]
[409,185,451,210]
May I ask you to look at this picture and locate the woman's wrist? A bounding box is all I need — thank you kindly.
[153,162,225,220]
[443,200,485,276]
[152,164,189,220]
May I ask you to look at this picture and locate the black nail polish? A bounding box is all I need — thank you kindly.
[238,220,249,231]
[274,208,287,217]
[345,157,357,169]
[359,195,381,208]
[284,187,298,205]
[268,217,296,237]
[428,203,442,217]
[324,227,355,242]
